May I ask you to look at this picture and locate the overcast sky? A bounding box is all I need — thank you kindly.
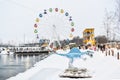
[0,0,115,44]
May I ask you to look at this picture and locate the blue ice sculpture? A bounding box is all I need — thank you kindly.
[57,47,94,68]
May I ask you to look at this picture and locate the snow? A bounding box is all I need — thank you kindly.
[7,49,120,80]
[0,50,14,55]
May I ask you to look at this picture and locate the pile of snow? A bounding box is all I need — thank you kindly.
[7,50,120,80]
[0,50,9,54]
[0,48,14,55]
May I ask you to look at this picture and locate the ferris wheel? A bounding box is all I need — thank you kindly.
[33,8,75,43]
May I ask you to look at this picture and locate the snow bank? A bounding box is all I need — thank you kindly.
[7,50,120,80]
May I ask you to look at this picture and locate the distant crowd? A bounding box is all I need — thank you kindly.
[78,43,120,52]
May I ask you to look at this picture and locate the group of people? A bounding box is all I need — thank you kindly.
[78,43,119,52]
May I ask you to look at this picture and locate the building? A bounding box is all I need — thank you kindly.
[83,28,96,45]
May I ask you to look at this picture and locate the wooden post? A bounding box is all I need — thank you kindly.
[108,50,110,56]
[105,50,107,56]
[117,52,119,60]
[111,50,114,56]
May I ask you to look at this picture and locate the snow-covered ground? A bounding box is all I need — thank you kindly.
[7,49,120,80]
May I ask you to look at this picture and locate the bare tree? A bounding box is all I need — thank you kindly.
[103,0,120,41]
[114,0,120,40]
[115,0,120,23]
[103,9,114,41]
[95,35,107,44]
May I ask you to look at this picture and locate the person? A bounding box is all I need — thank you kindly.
[79,45,81,49]
[103,44,106,51]
[100,44,103,51]
[97,44,100,51]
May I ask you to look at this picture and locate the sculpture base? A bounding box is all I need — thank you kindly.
[59,68,92,78]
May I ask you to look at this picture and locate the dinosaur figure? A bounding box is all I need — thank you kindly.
[57,47,94,68]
